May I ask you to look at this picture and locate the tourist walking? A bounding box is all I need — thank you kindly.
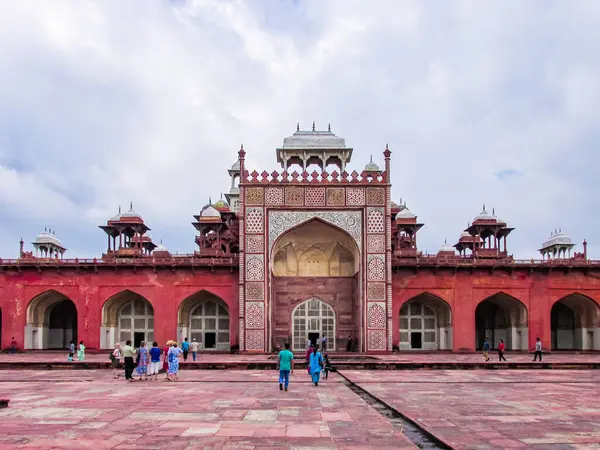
[162,340,171,376]
[482,337,490,361]
[323,353,332,379]
[136,341,149,380]
[277,343,294,392]
[148,341,162,380]
[111,343,122,379]
[498,339,507,362]
[123,340,136,382]
[167,342,183,381]
[321,335,327,351]
[10,337,17,354]
[182,338,190,361]
[77,341,86,361]
[68,341,75,361]
[533,337,543,361]
[190,338,199,361]
[308,345,324,386]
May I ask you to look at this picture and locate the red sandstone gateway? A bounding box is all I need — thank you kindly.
[1,124,599,353]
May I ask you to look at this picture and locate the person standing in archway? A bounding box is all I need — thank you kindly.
[321,335,327,352]
[182,338,190,361]
[533,337,543,362]
[190,338,199,361]
[498,339,507,362]
[482,337,490,361]
[68,341,75,361]
[346,335,353,352]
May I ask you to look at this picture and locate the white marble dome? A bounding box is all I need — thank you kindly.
[474,205,493,221]
[201,205,221,219]
[121,204,142,220]
[33,231,64,248]
[542,230,573,249]
[396,207,416,220]
[438,241,456,254]
[364,156,380,172]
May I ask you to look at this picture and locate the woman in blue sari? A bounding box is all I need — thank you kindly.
[167,342,183,381]
[308,345,324,386]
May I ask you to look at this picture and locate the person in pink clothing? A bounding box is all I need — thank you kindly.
[498,339,507,361]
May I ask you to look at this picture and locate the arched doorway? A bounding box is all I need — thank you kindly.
[101,291,154,349]
[178,291,230,351]
[271,219,359,352]
[292,298,335,352]
[25,290,78,349]
[399,293,452,350]
[475,293,528,350]
[551,294,600,350]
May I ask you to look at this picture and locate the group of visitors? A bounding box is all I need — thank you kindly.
[277,340,333,392]
[67,341,85,361]
[110,340,185,381]
[481,337,544,362]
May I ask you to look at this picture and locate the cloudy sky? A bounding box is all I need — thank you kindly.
[0,0,598,259]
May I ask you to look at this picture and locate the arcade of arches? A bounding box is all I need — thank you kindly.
[270,220,360,351]
[25,290,78,349]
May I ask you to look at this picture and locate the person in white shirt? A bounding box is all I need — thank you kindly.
[190,338,200,361]
[533,337,543,361]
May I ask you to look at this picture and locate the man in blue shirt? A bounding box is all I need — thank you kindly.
[182,338,190,361]
[277,343,294,392]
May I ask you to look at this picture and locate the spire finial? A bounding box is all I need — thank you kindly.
[297,122,300,132]
[492,207,495,215]
[312,121,315,131]
[130,201,133,210]
[369,154,373,163]
[386,143,389,150]
[240,144,243,150]
[482,204,486,212]
[209,196,212,204]
[444,238,447,244]
[328,123,331,132]
[220,192,223,200]
[118,205,121,214]
[160,239,163,244]
[45,226,47,232]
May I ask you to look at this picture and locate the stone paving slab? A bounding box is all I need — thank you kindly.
[342,369,600,449]
[0,370,417,449]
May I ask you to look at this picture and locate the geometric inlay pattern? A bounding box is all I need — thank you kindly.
[285,187,304,206]
[246,302,264,329]
[368,329,386,351]
[245,207,263,233]
[305,187,326,206]
[367,207,385,233]
[367,255,386,281]
[268,210,363,253]
[346,187,365,206]
[245,235,264,253]
[265,187,284,205]
[246,187,264,205]
[245,282,264,301]
[246,329,264,351]
[246,254,264,281]
[367,282,386,300]
[367,187,385,206]
[326,188,345,206]
[368,303,386,329]
[367,234,385,253]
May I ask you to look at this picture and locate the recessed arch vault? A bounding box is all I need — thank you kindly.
[475,292,528,351]
[399,292,452,350]
[551,293,600,350]
[178,290,231,351]
[25,290,78,349]
[100,290,154,349]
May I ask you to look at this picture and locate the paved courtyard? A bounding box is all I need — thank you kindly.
[0,368,598,449]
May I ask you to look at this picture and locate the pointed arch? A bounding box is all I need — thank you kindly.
[475,292,528,351]
[291,298,336,352]
[399,292,452,350]
[551,293,600,350]
[25,290,78,349]
[178,290,230,351]
[100,290,154,349]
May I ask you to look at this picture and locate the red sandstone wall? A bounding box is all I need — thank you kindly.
[0,268,238,350]
[392,268,600,351]
[271,275,358,350]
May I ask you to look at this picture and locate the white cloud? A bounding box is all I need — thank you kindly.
[0,0,598,259]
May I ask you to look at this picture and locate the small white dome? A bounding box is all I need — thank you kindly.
[438,242,456,254]
[121,203,142,220]
[460,231,471,238]
[474,205,493,221]
[33,231,64,248]
[109,208,122,221]
[364,156,380,172]
[230,160,240,171]
[201,205,221,219]
[396,207,416,220]
[542,229,573,249]
[154,243,169,253]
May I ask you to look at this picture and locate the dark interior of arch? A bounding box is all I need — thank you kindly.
[475,293,528,351]
[48,300,77,349]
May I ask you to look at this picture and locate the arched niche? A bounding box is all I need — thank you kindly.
[25,290,78,349]
[475,293,528,350]
[291,298,336,352]
[551,294,600,350]
[399,293,452,350]
[100,290,154,349]
[178,290,230,351]
[271,219,359,277]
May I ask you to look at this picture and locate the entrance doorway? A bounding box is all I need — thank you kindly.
[204,332,216,349]
[134,332,145,348]
[292,298,336,352]
[308,332,319,348]
[410,332,422,349]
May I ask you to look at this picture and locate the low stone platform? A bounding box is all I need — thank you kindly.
[0,351,599,370]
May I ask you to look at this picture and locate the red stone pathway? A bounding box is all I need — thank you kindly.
[0,370,416,449]
[342,369,600,449]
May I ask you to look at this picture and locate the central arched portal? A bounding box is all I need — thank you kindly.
[270,219,360,352]
[25,290,78,349]
[292,298,336,352]
[101,291,154,349]
[475,293,528,350]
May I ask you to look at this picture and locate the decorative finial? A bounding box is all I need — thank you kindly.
[444,239,447,244]
[297,122,300,132]
[118,205,121,214]
[160,239,163,244]
[328,123,331,132]
[482,204,486,212]
[45,226,47,232]
[559,228,562,233]
[369,155,373,163]
[312,121,315,131]
[220,193,223,199]
[492,208,495,215]
[241,144,243,150]
[386,143,389,150]
[404,201,407,207]
[130,201,133,210]
[209,196,212,204]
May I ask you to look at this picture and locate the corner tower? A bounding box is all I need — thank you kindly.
[238,124,392,353]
